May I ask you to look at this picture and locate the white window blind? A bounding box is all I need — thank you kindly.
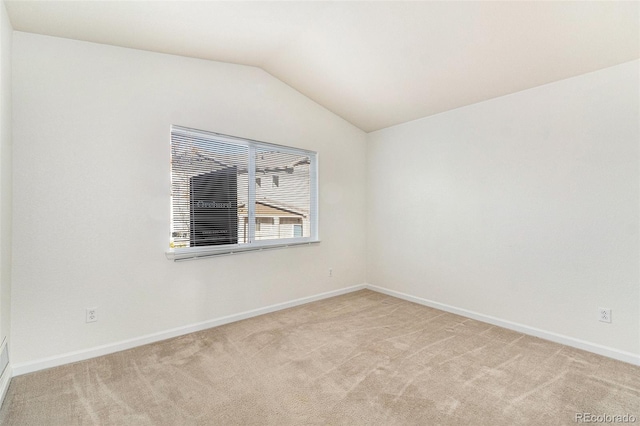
[168,125,318,261]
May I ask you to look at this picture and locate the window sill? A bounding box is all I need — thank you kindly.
[165,240,320,261]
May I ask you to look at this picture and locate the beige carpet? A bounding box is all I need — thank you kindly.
[1,289,638,425]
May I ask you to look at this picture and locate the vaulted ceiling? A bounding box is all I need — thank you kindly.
[5,1,639,132]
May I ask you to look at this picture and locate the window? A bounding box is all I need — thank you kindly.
[168,126,318,260]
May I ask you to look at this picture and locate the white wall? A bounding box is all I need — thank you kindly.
[8,30,639,370]
[11,33,367,366]
[367,60,640,357]
[0,1,12,352]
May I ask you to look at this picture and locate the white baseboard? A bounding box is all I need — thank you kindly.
[11,282,639,376]
[12,284,367,376]
[365,284,640,367]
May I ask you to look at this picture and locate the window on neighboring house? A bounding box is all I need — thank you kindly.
[169,125,318,260]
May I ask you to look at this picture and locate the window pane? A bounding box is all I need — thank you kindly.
[254,149,310,241]
[171,131,248,248]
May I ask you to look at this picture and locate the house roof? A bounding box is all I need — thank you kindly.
[239,200,306,218]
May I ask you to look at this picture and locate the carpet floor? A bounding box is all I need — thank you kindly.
[0,289,638,425]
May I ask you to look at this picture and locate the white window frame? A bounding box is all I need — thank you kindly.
[166,125,319,261]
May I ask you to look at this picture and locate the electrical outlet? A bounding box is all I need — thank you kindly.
[86,307,98,323]
[598,308,611,323]
[329,268,333,278]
